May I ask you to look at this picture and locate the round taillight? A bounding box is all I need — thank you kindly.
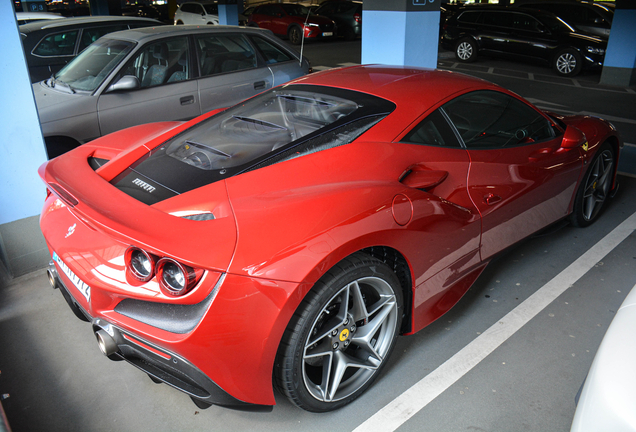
[125,247,156,282]
[156,258,201,296]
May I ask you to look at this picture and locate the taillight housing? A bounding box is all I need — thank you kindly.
[156,258,203,297]
[124,247,203,296]
[354,12,361,23]
[125,247,157,282]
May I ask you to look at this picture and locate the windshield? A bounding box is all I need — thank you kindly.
[53,38,135,92]
[166,88,359,170]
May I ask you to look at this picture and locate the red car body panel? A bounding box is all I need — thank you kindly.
[38,65,621,407]
[249,4,335,39]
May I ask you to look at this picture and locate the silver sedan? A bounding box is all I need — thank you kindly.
[33,25,311,158]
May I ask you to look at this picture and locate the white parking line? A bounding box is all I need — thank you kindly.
[353,211,636,432]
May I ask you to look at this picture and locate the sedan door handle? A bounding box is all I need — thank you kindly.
[484,193,502,206]
[254,80,266,90]
[180,96,195,106]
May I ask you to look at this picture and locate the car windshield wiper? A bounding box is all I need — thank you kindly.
[185,140,231,158]
[50,78,75,94]
[232,115,287,131]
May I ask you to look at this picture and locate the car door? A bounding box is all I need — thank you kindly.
[396,108,482,329]
[442,90,582,260]
[479,11,515,55]
[97,36,200,136]
[508,12,554,62]
[195,33,272,113]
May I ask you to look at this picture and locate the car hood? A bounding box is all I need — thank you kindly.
[32,81,98,124]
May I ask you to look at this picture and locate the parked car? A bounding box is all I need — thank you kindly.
[15,11,63,25]
[20,16,162,83]
[571,283,636,431]
[441,6,607,77]
[174,1,219,25]
[122,4,170,24]
[40,65,620,412]
[314,0,361,40]
[33,25,310,158]
[248,3,336,45]
[519,1,613,38]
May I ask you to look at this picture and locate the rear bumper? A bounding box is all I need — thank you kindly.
[47,261,271,411]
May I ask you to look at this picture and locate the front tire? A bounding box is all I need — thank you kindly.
[554,48,582,77]
[288,25,302,45]
[570,142,615,227]
[455,37,477,62]
[275,253,403,412]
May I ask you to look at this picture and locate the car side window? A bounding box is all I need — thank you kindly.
[121,37,190,88]
[442,90,555,148]
[33,30,79,56]
[78,25,128,52]
[195,34,257,77]
[400,109,461,148]
[251,36,292,64]
[482,11,514,29]
[512,13,545,33]
[457,11,482,24]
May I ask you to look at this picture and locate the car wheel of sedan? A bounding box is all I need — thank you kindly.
[288,25,302,45]
[570,143,615,227]
[275,253,403,412]
[554,48,582,77]
[455,38,477,62]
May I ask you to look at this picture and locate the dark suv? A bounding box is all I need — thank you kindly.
[519,1,613,38]
[441,6,607,77]
[20,16,162,82]
[314,0,362,40]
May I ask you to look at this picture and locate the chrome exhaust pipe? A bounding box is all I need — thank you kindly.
[95,329,119,357]
[47,262,59,289]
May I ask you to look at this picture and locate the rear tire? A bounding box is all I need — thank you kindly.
[569,142,615,227]
[275,252,403,412]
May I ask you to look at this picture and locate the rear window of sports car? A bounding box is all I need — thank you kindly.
[163,84,395,175]
[115,85,395,199]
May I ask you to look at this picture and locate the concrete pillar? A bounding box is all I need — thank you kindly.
[600,0,636,87]
[362,0,440,68]
[219,0,239,26]
[1,9,49,279]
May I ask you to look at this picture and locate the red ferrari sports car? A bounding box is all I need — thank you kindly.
[39,65,621,412]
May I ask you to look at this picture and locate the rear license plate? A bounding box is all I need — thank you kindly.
[322,32,333,37]
[52,251,91,302]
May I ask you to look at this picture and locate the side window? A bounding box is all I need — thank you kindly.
[512,14,544,32]
[401,109,461,148]
[120,37,190,88]
[33,30,78,56]
[196,34,256,77]
[482,11,513,28]
[457,11,481,24]
[252,36,292,64]
[442,91,555,148]
[181,4,196,14]
[78,25,127,52]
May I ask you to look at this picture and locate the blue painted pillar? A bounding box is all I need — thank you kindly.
[1,8,49,277]
[218,0,239,26]
[362,0,440,68]
[600,0,636,86]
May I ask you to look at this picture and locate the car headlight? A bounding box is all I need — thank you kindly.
[587,46,605,55]
[125,247,156,282]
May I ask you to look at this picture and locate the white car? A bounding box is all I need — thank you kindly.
[174,1,219,25]
[571,283,636,431]
[15,11,63,25]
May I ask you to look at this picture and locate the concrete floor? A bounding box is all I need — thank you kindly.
[1,41,635,432]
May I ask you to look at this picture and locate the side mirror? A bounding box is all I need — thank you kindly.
[106,75,140,93]
[399,165,448,190]
[561,125,588,149]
